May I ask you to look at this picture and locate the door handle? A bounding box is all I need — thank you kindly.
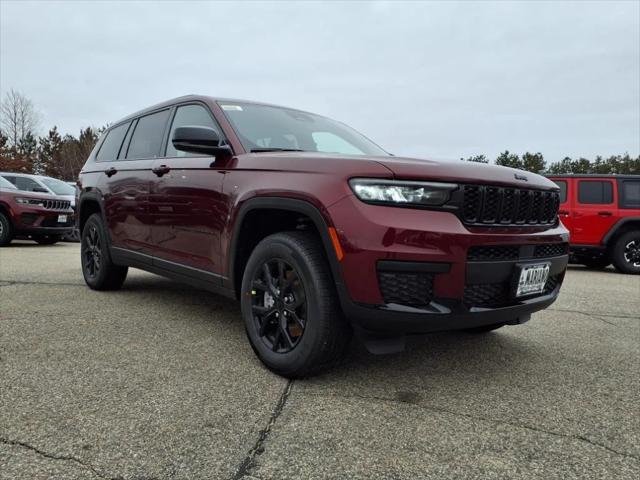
[152,165,171,177]
[104,167,118,177]
[598,211,612,216]
[558,210,569,216]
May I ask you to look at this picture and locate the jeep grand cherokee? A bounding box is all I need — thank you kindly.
[77,95,569,377]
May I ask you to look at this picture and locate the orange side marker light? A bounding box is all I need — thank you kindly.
[328,227,344,262]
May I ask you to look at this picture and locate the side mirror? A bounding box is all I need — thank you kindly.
[33,186,49,193]
[172,126,232,157]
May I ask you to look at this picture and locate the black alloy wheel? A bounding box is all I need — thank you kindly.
[251,258,307,353]
[83,224,102,279]
[240,231,351,378]
[80,213,128,290]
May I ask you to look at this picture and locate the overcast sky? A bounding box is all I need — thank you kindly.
[1,0,639,163]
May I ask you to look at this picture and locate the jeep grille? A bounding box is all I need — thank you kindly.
[461,185,559,226]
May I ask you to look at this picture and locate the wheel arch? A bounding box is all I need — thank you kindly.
[603,217,640,246]
[77,190,107,236]
[0,201,13,222]
[227,197,344,299]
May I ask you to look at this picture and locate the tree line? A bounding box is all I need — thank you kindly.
[0,89,638,180]
[0,90,101,181]
[462,152,639,174]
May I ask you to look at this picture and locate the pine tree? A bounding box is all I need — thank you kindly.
[521,152,546,173]
[495,150,523,169]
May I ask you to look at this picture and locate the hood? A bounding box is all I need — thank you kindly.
[237,152,558,191]
[0,188,72,203]
[373,156,557,190]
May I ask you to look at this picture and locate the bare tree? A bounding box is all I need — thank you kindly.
[0,89,40,147]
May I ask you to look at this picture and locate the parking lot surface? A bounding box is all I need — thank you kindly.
[1,241,639,480]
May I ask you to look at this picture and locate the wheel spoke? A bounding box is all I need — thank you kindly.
[277,260,285,293]
[251,304,272,315]
[280,325,295,348]
[271,328,282,351]
[287,309,305,329]
[252,280,268,291]
[262,263,278,296]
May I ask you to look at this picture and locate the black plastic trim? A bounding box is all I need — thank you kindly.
[377,260,451,273]
[466,255,568,284]
[226,197,344,297]
[601,217,640,245]
[110,247,234,299]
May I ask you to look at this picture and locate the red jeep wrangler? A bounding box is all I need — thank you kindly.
[548,175,640,274]
[78,95,569,377]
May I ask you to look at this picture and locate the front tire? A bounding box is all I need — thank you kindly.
[612,231,640,274]
[240,231,351,378]
[0,212,13,246]
[81,213,128,290]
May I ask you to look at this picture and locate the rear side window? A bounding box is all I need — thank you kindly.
[554,180,567,203]
[578,181,613,204]
[126,109,171,159]
[96,122,130,162]
[620,180,640,208]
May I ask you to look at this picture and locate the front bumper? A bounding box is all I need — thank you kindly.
[327,195,569,334]
[14,207,75,236]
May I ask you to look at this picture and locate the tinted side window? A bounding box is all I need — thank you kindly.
[126,109,171,160]
[165,104,221,157]
[578,181,613,204]
[554,180,567,203]
[96,122,130,162]
[621,180,640,208]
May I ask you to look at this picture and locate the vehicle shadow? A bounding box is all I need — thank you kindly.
[566,264,618,274]
[116,274,538,383]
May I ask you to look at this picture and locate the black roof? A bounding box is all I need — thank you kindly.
[546,174,639,179]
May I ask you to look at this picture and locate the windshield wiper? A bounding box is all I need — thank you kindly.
[250,148,305,153]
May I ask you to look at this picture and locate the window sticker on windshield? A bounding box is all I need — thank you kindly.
[221,105,243,111]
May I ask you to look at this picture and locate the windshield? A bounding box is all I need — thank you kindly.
[41,177,75,195]
[219,102,388,156]
[0,176,17,189]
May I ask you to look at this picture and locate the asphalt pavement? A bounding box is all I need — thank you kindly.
[1,241,639,479]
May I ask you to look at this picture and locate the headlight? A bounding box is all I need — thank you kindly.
[15,197,45,206]
[349,179,458,206]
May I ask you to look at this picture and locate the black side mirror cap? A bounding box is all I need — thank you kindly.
[172,126,232,157]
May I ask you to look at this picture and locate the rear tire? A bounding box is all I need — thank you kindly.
[81,213,128,290]
[240,231,351,378]
[0,212,13,247]
[34,235,59,245]
[611,231,640,275]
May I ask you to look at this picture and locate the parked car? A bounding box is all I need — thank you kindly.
[547,174,640,274]
[0,172,76,208]
[77,95,569,377]
[0,175,75,246]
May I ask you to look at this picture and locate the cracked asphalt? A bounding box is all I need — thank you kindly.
[1,242,639,480]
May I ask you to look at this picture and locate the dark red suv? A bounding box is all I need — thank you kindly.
[0,175,74,246]
[548,175,640,273]
[77,95,569,377]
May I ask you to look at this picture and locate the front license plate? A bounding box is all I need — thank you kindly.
[58,215,67,223]
[516,263,550,297]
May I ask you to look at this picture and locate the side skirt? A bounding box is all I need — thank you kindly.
[110,247,236,299]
